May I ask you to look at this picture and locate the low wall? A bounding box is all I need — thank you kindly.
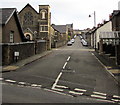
[2,41,47,65]
[116,45,120,65]
[52,41,66,48]
[35,40,47,54]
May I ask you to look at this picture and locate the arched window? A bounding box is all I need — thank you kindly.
[23,12,33,25]
[40,9,47,19]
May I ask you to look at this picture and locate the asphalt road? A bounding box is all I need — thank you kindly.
[2,36,120,103]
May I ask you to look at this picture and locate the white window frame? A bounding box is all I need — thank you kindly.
[10,31,14,43]
[40,25,48,32]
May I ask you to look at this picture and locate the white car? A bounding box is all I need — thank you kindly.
[74,35,76,38]
[81,39,88,46]
[71,39,75,43]
[67,41,72,46]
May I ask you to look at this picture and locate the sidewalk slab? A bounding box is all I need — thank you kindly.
[2,51,52,73]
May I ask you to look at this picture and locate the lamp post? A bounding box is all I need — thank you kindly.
[89,11,96,49]
[89,11,96,27]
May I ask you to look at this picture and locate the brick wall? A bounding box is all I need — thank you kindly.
[2,41,47,65]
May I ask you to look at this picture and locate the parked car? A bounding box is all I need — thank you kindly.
[67,41,72,46]
[71,39,75,43]
[74,35,76,38]
[79,35,83,39]
[81,39,88,46]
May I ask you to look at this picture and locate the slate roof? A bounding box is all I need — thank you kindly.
[0,8,26,41]
[66,24,73,29]
[52,25,67,34]
[0,8,16,25]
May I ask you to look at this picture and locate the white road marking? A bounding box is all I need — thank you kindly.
[112,98,120,102]
[31,84,39,87]
[63,62,67,69]
[93,91,107,96]
[74,88,87,92]
[55,85,68,89]
[67,56,71,62]
[5,79,16,83]
[18,82,26,85]
[0,78,3,81]
[52,72,62,89]
[52,57,69,89]
[69,91,83,95]
[91,94,106,99]
[37,85,42,87]
[113,95,120,99]
[94,98,115,103]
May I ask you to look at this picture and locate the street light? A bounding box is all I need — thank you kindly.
[89,11,96,27]
[89,11,97,50]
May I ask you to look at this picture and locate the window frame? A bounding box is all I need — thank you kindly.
[10,31,14,43]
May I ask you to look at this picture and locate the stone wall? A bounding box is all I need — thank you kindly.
[2,41,46,65]
[116,45,120,65]
[35,40,47,54]
[52,40,66,48]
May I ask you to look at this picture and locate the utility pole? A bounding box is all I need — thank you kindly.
[89,11,96,49]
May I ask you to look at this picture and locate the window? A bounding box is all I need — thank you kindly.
[40,10,47,20]
[40,26,48,32]
[42,11,46,19]
[10,31,14,43]
[23,12,33,25]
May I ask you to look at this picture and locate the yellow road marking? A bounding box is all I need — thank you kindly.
[108,69,120,74]
[3,66,19,70]
[106,66,112,69]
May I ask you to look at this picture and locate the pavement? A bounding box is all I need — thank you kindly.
[92,51,120,85]
[2,50,52,73]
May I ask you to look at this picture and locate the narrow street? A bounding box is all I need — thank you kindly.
[2,36,120,103]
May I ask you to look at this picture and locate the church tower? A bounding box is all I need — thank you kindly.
[39,5,51,50]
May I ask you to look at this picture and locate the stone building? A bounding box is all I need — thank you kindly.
[0,8,25,43]
[19,4,51,49]
[111,10,120,31]
[52,24,68,42]
[67,24,74,39]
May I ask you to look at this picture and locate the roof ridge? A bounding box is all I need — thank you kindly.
[19,3,38,14]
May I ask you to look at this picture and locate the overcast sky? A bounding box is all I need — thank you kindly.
[1,0,120,29]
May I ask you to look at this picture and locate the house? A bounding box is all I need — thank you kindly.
[0,8,25,43]
[111,10,120,31]
[89,10,120,65]
[52,24,68,43]
[110,10,120,65]
[73,29,82,35]
[67,24,74,39]
[51,24,66,47]
[19,4,51,50]
[95,21,112,50]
